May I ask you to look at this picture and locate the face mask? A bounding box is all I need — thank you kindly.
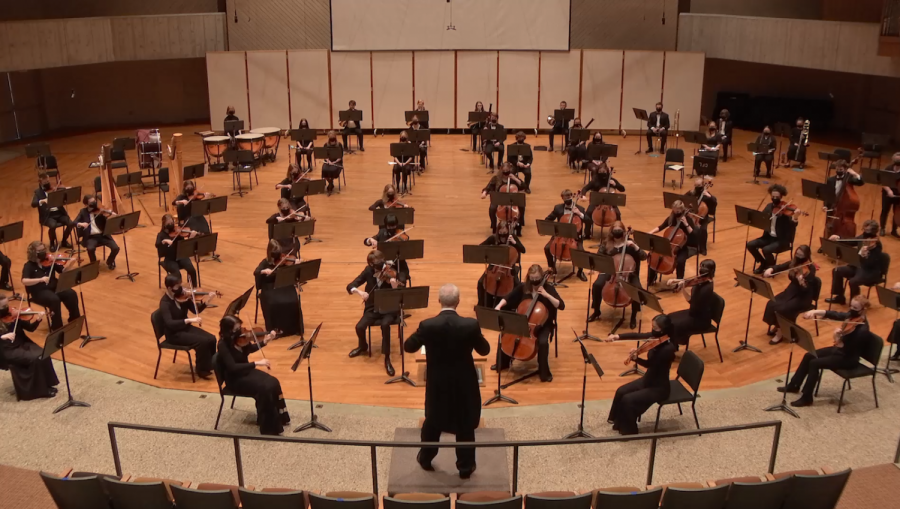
[796,253,806,261]
[37,251,48,261]
[695,186,704,193]
[529,278,542,285]
[593,138,602,143]
[763,131,771,136]
[656,107,662,112]
[374,262,385,271]
[0,307,9,317]
[291,172,300,180]
[387,192,396,199]
[88,202,98,210]
[42,182,52,190]
[865,229,878,238]
[172,286,184,296]
[564,199,573,206]
[164,223,175,232]
[674,211,684,218]
[651,328,664,337]
[185,188,194,195]
[400,137,408,142]
[849,308,861,318]
[772,197,781,204]
[280,209,291,215]
[612,229,624,238]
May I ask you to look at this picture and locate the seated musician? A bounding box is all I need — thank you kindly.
[21,241,80,331]
[74,195,119,270]
[322,131,344,196]
[753,126,778,178]
[266,198,310,254]
[762,245,816,345]
[410,117,428,170]
[890,282,900,362]
[646,102,669,154]
[823,160,864,239]
[646,200,697,285]
[414,100,429,130]
[254,240,304,339]
[483,113,505,171]
[156,213,198,285]
[699,122,722,159]
[587,132,609,169]
[32,172,75,252]
[826,220,883,305]
[493,264,563,383]
[605,313,676,435]
[275,163,309,211]
[469,101,486,152]
[878,153,900,237]
[782,296,872,407]
[364,213,410,282]
[216,315,289,435]
[544,189,587,281]
[370,184,409,211]
[508,132,533,194]
[566,118,586,170]
[665,259,717,348]
[224,105,239,124]
[295,118,314,169]
[173,180,212,234]
[549,101,570,152]
[0,295,58,400]
[786,117,809,169]
[393,131,415,195]
[477,220,525,307]
[684,177,717,255]
[482,162,525,236]
[717,109,733,162]
[0,249,10,292]
[346,250,407,376]
[590,221,646,328]
[577,161,624,239]
[747,184,796,274]
[159,273,217,379]
[341,99,364,151]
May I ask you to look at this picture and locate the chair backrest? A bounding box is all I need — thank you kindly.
[383,496,451,509]
[676,350,705,394]
[39,472,111,509]
[309,492,377,509]
[524,492,591,509]
[212,353,226,392]
[456,496,522,509]
[104,478,173,509]
[43,155,59,169]
[809,276,822,304]
[879,252,891,281]
[710,293,725,326]
[239,487,305,509]
[780,469,851,509]
[236,150,255,164]
[594,488,662,509]
[861,332,884,368]
[723,477,791,509]
[150,309,165,343]
[660,484,728,509]
[159,167,170,183]
[171,484,237,509]
[833,148,852,161]
[665,149,684,163]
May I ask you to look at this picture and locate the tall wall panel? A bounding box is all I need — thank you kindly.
[456,52,498,128]
[580,50,624,130]
[662,52,705,132]
[498,52,539,129]
[540,51,582,126]
[330,52,372,128]
[247,51,290,129]
[207,51,248,131]
[621,51,664,131]
[414,52,455,129]
[288,50,331,129]
[372,52,413,129]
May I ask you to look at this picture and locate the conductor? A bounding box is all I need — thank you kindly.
[404,284,491,479]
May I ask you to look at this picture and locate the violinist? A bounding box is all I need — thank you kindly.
[295,118,314,169]
[508,131,533,194]
[477,220,525,307]
[783,295,871,407]
[589,221,647,328]
[646,200,696,284]
[0,295,58,400]
[483,113,505,171]
[548,101,570,152]
[341,99,364,151]
[878,153,900,237]
[665,259,717,348]
[482,162,525,235]
[0,247,10,291]
[393,131,415,194]
[753,126,778,178]
[747,184,797,274]
[646,102,669,154]
[577,162,624,239]
[364,214,411,281]
[414,100,429,129]
[159,273,217,379]
[605,313,676,435]
[493,264,563,382]
[21,241,80,331]
[410,116,428,170]
[468,101,486,152]
[823,160,864,239]
[346,250,407,376]
[276,163,309,210]
[266,198,310,254]
[254,240,304,338]
[173,180,212,234]
[369,184,409,211]
[543,189,587,281]
[32,172,75,252]
[685,177,717,255]
[322,130,344,196]
[216,315,289,435]
[74,194,119,269]
[826,220,883,305]
[786,117,809,169]
[566,118,586,169]
[699,122,722,159]
[156,213,198,285]
[762,245,817,344]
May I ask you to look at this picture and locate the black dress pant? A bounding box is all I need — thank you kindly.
[342,127,363,149]
[355,309,397,355]
[754,155,774,176]
[28,288,80,331]
[647,129,667,152]
[669,309,709,346]
[591,274,641,318]
[498,326,552,381]
[84,235,119,265]
[695,218,710,255]
[763,293,809,327]
[226,371,290,435]
[1,341,59,400]
[167,327,216,373]
[788,346,857,397]
[419,419,476,473]
[549,126,568,150]
[45,212,75,247]
[746,234,787,268]
[608,379,668,435]
[0,250,10,286]
[788,144,806,164]
[484,144,504,170]
[880,193,900,233]
[296,148,313,169]
[161,258,198,287]
[393,163,412,192]
[830,266,880,300]
[516,168,532,191]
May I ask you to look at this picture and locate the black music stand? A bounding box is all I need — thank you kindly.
[405,111,430,125]
[663,192,698,212]
[490,192,526,233]
[467,111,490,152]
[552,109,575,128]
[565,331,604,439]
[619,282,665,377]
[692,156,718,179]
[290,129,318,170]
[103,211,141,282]
[765,314,817,418]
[43,316,89,414]
[339,110,363,153]
[735,205,772,273]
[189,196,227,262]
[875,285,900,382]
[633,108,649,154]
[291,322,330,432]
[46,186,82,249]
[0,221,24,300]
[463,245,515,309]
[389,143,421,195]
[733,269,773,353]
[801,179,836,246]
[408,129,430,151]
[182,163,205,181]
[631,231,673,291]
[115,170,145,207]
[536,220,579,287]
[589,192,626,242]
[747,143,773,184]
[176,233,218,288]
[378,240,425,268]
[375,286,429,387]
[569,128,592,145]
[475,306,530,406]
[290,179,327,243]
[819,237,861,267]
[587,143,618,162]
[507,143,533,170]
[224,120,244,137]
[818,151,843,179]
[56,261,104,347]
[273,220,316,252]
[570,249,614,342]
[273,259,322,351]
[225,286,254,317]
[862,167,900,188]
[373,208,414,227]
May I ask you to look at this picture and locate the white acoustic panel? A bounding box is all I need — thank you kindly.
[330,52,372,129]
[288,50,331,129]
[207,51,248,131]
[498,52,539,129]
[540,50,582,126]
[662,52,705,133]
[414,51,455,129]
[247,51,290,129]
[456,51,497,128]
[621,51,664,131]
[372,52,413,129]
[580,50,623,130]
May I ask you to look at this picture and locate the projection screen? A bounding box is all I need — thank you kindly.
[331,0,571,51]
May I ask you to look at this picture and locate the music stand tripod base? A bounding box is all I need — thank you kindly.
[294,414,332,433]
[54,399,91,414]
[733,341,762,353]
[619,364,645,377]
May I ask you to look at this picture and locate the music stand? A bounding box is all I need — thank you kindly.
[875,285,900,382]
[46,187,82,247]
[56,261,104,347]
[467,112,490,151]
[569,128,592,145]
[225,286,254,317]
[482,126,507,163]
[692,156,718,179]
[765,314,818,418]
[802,179,836,246]
[819,237,861,268]
[408,129,430,148]
[290,179,327,243]
[103,211,141,282]
[182,162,205,182]
[463,245,515,309]
[507,143,533,167]
[818,151,843,179]
[224,120,244,136]
[489,192,526,232]
[475,306,530,406]
[862,167,900,188]
[632,108,649,154]
[115,171,146,213]
[291,322,330,432]
[747,143,773,185]
[189,196,227,262]
[378,239,425,266]
[176,233,218,288]
[374,286,430,387]
[565,331,604,439]
[733,269,774,353]
[0,221,24,300]
[389,143,421,195]
[536,220,579,287]
[570,249,614,341]
[587,143,618,161]
[620,282,665,377]
[43,316,90,414]
[272,220,316,252]
[274,259,322,350]
[373,208,414,227]
[339,110,363,153]
[734,205,772,273]
[631,231,673,291]
[663,192,698,212]
[405,111,430,124]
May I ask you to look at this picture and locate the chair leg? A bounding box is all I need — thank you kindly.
[172,350,177,363]
[653,406,662,432]
[872,375,879,408]
[215,397,224,430]
[154,351,162,379]
[231,396,236,409]
[700,333,707,348]
[187,352,195,383]
[715,332,723,363]
[367,326,372,357]
[838,380,847,413]
[677,402,683,415]
[692,401,700,429]
[815,373,822,396]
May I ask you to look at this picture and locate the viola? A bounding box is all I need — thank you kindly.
[40,254,78,268]
[647,215,689,275]
[386,227,412,242]
[495,175,520,226]
[384,198,407,209]
[500,271,552,361]
[602,228,636,308]
[174,289,222,303]
[376,266,399,285]
[168,227,195,239]
[236,327,281,347]
[772,200,809,218]
[549,205,582,262]
[484,234,518,298]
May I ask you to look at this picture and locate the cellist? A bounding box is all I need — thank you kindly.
[482,162,525,236]
[543,189,587,282]
[477,220,525,307]
[825,219,883,306]
[507,131,533,194]
[646,200,696,285]
[492,264,563,383]
[761,245,817,345]
[589,221,646,329]
[364,213,411,282]
[577,162,625,239]
[684,177,717,255]
[878,153,900,237]
[823,159,863,240]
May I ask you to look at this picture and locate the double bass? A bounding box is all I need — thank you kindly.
[484,233,518,299]
[828,151,862,239]
[602,227,635,308]
[500,271,552,361]
[548,205,582,262]
[647,215,688,275]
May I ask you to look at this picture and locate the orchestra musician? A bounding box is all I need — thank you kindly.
[369,184,409,211]
[341,99,364,151]
[508,132,533,194]
[74,194,119,270]
[762,245,817,345]
[493,264,563,382]
[878,153,900,237]
[476,220,525,307]
[0,248,10,291]
[483,113,505,171]
[322,131,344,196]
[254,240,304,338]
[587,132,610,168]
[605,314,676,435]
[577,161,624,239]
[684,177,717,255]
[890,282,900,362]
[646,102,669,154]
[646,200,697,284]
[173,180,212,234]
[0,295,58,400]
[295,118,314,170]
[276,163,309,211]
[699,122,722,159]
[364,213,411,282]
[781,296,872,407]
[825,220,883,305]
[469,101,486,152]
[159,273,217,379]
[21,241,80,331]
[266,198,310,253]
[548,101,570,152]
[414,100,429,129]
[823,160,863,239]
[753,126,778,178]
[346,250,407,376]
[410,117,428,169]
[717,109,733,162]
[482,162,525,236]
[393,131,415,194]
[665,259,717,348]
[216,315,289,435]
[156,213,199,285]
[786,117,809,169]
[543,189,587,281]
[747,184,797,274]
[32,172,75,253]
[224,105,239,124]
[566,118,586,170]
[589,221,647,328]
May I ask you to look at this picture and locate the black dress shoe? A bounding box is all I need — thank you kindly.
[540,375,553,383]
[790,396,813,407]
[766,328,777,337]
[197,371,213,379]
[525,188,531,194]
[490,363,509,372]
[880,228,887,237]
[753,266,765,275]
[825,296,846,305]
[630,316,637,329]
[460,465,477,479]
[645,148,653,154]
[48,387,58,396]
[359,147,365,152]
[416,451,434,471]
[61,241,73,249]
[0,283,12,292]
[107,261,116,270]
[577,272,588,282]
[348,347,366,358]
[588,311,601,323]
[385,359,395,377]
[49,241,59,253]
[777,385,799,394]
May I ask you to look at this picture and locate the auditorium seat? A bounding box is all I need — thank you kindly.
[524,491,591,509]
[40,471,111,509]
[659,484,728,509]
[765,467,829,481]
[456,495,522,509]
[240,486,307,509]
[104,478,174,509]
[195,482,245,506]
[780,469,851,509]
[592,487,662,509]
[706,475,765,486]
[721,477,791,509]
[171,484,237,509]
[129,477,187,501]
[457,491,516,503]
[311,491,378,509]
[384,493,451,509]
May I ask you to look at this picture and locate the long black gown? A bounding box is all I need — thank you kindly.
[0,319,59,400]
[254,259,304,337]
[216,337,290,435]
[763,262,817,327]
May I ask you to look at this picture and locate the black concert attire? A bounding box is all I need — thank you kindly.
[216,335,290,435]
[369,199,399,210]
[483,174,525,235]
[591,242,647,319]
[647,215,697,283]
[580,174,625,238]
[394,140,415,193]
[254,259,304,337]
[717,119,733,161]
[830,236,884,301]
[566,126,587,168]
[646,111,670,152]
[404,309,491,474]
[32,187,75,250]
[74,207,119,266]
[0,318,59,400]
[0,250,10,289]
[699,132,721,159]
[879,165,900,235]
[470,113,486,151]
[787,126,807,165]
[295,139,314,170]
[824,173,865,238]
[414,108,429,130]
[753,134,778,177]
[278,177,309,211]
[322,141,344,193]
[549,115,570,151]
[341,109,364,150]
[543,203,586,274]
[224,113,240,123]
[22,260,80,331]
[476,233,525,308]
[507,141,533,191]
[785,312,869,398]
[173,194,211,234]
[608,333,676,435]
[496,282,563,382]
[155,231,198,285]
[763,262,818,328]
[158,294,216,374]
[684,188,717,255]
[746,202,795,270]
[365,229,411,281]
[889,320,900,361]
[669,280,715,346]
[346,266,408,355]
[412,125,428,168]
[266,212,303,254]
[483,122,505,170]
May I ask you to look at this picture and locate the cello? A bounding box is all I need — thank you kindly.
[591,169,619,231]
[647,211,689,275]
[548,204,582,262]
[484,229,518,300]
[495,174,520,226]
[500,270,552,361]
[602,227,635,308]
[694,176,714,219]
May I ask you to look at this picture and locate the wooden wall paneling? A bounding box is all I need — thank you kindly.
[330,52,373,128]
[570,0,679,50]
[621,51,664,132]
[247,51,290,129]
[455,52,498,128]
[225,0,331,51]
[111,14,226,61]
[288,50,331,129]
[413,51,455,129]
[371,52,414,129]
[207,51,248,131]
[498,52,540,129]
[662,52,705,133]
[580,50,624,130]
[539,51,582,127]
[62,17,114,67]
[1,21,65,71]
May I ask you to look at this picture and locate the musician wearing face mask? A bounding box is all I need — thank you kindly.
[549,101,570,152]
[32,172,75,253]
[605,314,676,435]
[566,118,586,170]
[685,177,717,255]
[646,201,696,284]
[224,105,239,124]
[483,113,505,170]
[0,294,58,400]
[266,198,310,253]
[369,185,409,211]
[544,190,587,281]
[394,131,415,194]
[159,273,217,379]
[295,118,314,169]
[822,160,863,240]
[717,109,733,162]
[469,101,486,152]
[410,117,428,170]
[754,127,778,178]
[21,241,80,331]
[173,180,212,234]
[364,214,411,282]
[156,213,198,285]
[589,221,647,328]
[747,185,797,274]
[577,162,624,239]
[482,163,525,235]
[74,194,119,270]
[346,250,407,376]
[587,132,610,169]
[477,221,525,307]
[276,163,309,211]
[665,259,717,348]
[493,264,563,382]
[508,132,533,194]
[699,122,722,159]
[879,153,900,237]
[646,103,669,154]
[784,296,871,407]
[341,99,364,151]
[322,131,344,196]
[786,117,809,168]
[762,245,817,345]
[255,240,304,338]
[826,220,883,305]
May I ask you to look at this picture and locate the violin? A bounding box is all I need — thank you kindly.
[602,227,636,308]
[40,254,78,268]
[168,226,196,239]
[549,204,582,262]
[668,274,711,301]
[174,288,222,303]
[500,271,552,361]
[375,265,399,286]
[768,261,818,287]
[772,200,808,218]
[484,233,518,298]
[626,335,671,365]
[0,308,44,324]
[384,197,408,209]
[236,326,281,348]
[385,226,414,242]
[647,213,689,275]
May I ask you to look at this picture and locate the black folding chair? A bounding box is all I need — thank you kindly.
[212,352,246,430]
[663,149,685,188]
[151,309,196,383]
[688,292,724,363]
[158,167,170,207]
[814,333,883,413]
[654,350,704,432]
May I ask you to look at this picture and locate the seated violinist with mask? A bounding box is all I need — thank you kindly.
[159,273,217,379]
[74,195,119,270]
[156,213,198,285]
[508,132,533,194]
[364,214,410,282]
[32,172,74,253]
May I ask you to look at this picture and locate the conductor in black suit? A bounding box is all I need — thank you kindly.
[646,102,670,154]
[404,283,491,479]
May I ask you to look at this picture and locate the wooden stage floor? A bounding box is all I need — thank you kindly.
[1,126,897,409]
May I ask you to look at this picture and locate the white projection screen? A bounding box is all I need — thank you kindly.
[331,0,571,51]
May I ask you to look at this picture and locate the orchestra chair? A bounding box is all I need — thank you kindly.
[367,316,403,358]
[814,333,883,413]
[171,484,237,509]
[686,292,724,363]
[860,133,887,169]
[750,226,795,274]
[653,350,704,432]
[658,484,728,509]
[232,149,259,197]
[39,471,111,509]
[111,137,135,170]
[103,478,173,509]
[310,492,377,509]
[240,487,306,509]
[805,276,823,336]
[591,487,661,509]
[828,252,890,311]
[128,477,187,502]
[151,309,196,383]
[777,469,850,509]
[38,154,61,182]
[523,492,591,509]
[717,477,791,509]
[194,483,245,507]
[662,149,685,189]
[212,353,247,430]
[384,494,451,509]
[158,167,170,208]
[157,256,167,289]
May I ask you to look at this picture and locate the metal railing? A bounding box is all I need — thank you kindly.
[108,420,781,492]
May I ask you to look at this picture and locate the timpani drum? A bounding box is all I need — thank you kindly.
[235,133,265,161]
[250,127,281,163]
[203,135,231,170]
